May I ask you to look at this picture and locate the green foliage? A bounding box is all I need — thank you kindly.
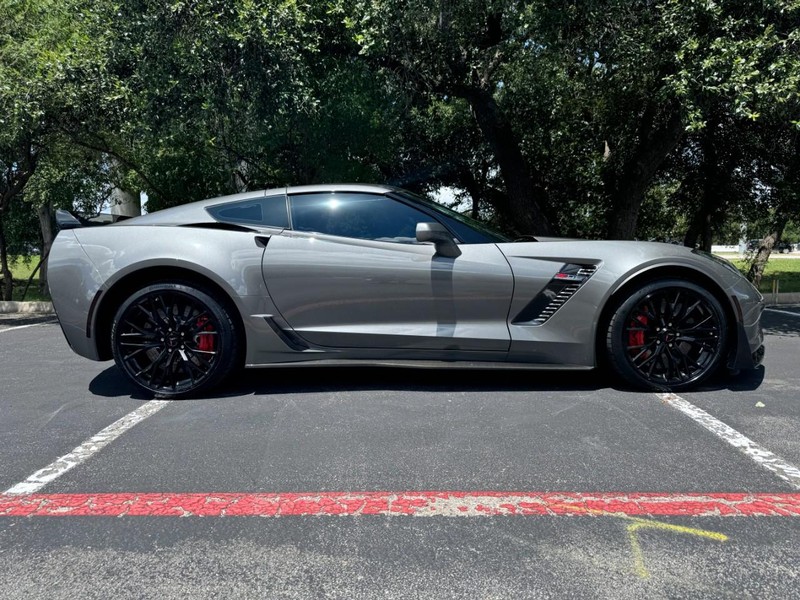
[1,0,800,253]
[3,195,39,256]
[24,143,113,214]
[663,0,800,128]
[784,219,800,242]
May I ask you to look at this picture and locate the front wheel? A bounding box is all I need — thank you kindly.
[111,283,240,399]
[605,280,728,391]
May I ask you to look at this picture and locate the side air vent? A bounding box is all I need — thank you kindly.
[180,222,257,232]
[261,316,309,351]
[512,263,598,326]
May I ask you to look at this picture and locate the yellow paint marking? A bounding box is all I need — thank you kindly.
[544,500,728,579]
[626,520,728,579]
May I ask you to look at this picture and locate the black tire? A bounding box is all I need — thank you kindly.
[606,279,728,391]
[111,283,241,399]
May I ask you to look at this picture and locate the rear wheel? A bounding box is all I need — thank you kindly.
[606,279,728,391]
[111,283,240,398]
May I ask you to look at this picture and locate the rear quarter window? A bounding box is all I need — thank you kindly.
[207,196,289,228]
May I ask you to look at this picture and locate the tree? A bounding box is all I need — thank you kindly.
[0,0,114,298]
[665,0,800,257]
[341,0,557,235]
[3,0,800,266]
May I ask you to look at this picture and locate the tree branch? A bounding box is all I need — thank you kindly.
[60,129,168,200]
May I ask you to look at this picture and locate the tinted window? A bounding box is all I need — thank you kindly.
[394,191,510,243]
[289,193,439,243]
[207,196,289,228]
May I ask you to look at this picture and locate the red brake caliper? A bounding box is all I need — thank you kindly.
[196,317,215,352]
[629,313,647,349]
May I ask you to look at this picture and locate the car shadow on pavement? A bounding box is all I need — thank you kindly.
[88,362,764,400]
[225,365,765,397]
[88,364,612,399]
[703,366,765,392]
[88,368,152,400]
[228,366,614,396]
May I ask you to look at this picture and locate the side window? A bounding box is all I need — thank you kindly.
[289,193,441,243]
[207,196,289,228]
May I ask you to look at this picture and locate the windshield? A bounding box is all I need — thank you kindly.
[394,190,512,243]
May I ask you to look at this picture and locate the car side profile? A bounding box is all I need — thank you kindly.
[49,184,765,398]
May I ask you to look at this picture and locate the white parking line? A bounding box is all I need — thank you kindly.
[4,400,169,495]
[765,308,800,318]
[0,323,48,334]
[657,392,800,490]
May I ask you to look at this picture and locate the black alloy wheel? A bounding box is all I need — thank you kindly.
[606,279,728,391]
[111,283,240,398]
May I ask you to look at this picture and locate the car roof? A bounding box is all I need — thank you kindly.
[120,184,396,226]
[286,183,395,195]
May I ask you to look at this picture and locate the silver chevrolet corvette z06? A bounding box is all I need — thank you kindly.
[49,184,764,398]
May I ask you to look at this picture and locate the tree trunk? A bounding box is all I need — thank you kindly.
[0,139,40,300]
[605,104,684,240]
[456,167,482,219]
[747,215,789,289]
[683,210,716,252]
[0,218,13,301]
[607,185,647,241]
[684,131,720,251]
[683,205,717,252]
[463,88,554,236]
[110,187,141,218]
[37,201,54,296]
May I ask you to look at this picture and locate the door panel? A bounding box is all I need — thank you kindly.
[262,232,513,352]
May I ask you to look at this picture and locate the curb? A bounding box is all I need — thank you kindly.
[0,301,54,314]
[765,292,800,305]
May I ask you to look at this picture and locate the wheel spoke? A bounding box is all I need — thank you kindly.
[621,286,722,387]
[190,348,218,355]
[122,321,157,338]
[121,347,149,361]
[634,347,660,369]
[644,300,658,321]
[135,303,161,329]
[120,341,161,348]
[646,351,659,378]
[134,349,166,378]
[684,314,713,331]
[184,347,212,370]
[182,354,207,381]
[187,314,213,335]
[679,300,702,323]
[114,288,223,395]
[670,291,682,321]
[150,351,173,389]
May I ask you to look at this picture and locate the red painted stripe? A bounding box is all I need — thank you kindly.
[1,492,800,518]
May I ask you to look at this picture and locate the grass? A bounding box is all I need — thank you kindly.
[729,256,800,294]
[6,256,49,302]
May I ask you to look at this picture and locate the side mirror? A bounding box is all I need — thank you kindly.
[416,222,461,258]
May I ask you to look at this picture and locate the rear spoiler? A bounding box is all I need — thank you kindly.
[55,209,132,231]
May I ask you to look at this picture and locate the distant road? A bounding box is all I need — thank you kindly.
[712,244,799,256]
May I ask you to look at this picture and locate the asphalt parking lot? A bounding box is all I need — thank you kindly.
[1,309,799,599]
